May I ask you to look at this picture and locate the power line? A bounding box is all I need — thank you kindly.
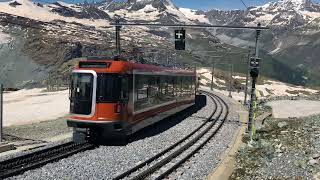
[240,0,248,9]
[110,22,269,30]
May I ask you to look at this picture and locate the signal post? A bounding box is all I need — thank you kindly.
[248,23,261,140]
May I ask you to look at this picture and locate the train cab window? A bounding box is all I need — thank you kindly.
[97,74,120,102]
[70,73,94,115]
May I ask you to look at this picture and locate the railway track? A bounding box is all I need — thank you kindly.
[113,91,229,180]
[0,142,96,179]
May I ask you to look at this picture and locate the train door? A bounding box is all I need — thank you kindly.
[120,75,130,122]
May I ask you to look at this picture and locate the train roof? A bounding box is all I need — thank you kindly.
[75,59,195,76]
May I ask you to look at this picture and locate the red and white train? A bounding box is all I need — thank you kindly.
[67,57,197,142]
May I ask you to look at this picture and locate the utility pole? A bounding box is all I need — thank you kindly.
[211,59,215,91]
[0,84,3,142]
[228,64,233,98]
[248,23,261,140]
[115,19,121,56]
[244,48,252,105]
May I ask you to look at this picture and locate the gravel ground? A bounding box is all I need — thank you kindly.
[6,92,243,180]
[0,117,72,161]
[231,114,320,179]
[4,117,71,142]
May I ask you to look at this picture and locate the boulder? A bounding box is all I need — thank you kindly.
[277,122,288,128]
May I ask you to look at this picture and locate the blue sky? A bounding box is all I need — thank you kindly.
[30,0,320,10]
[173,0,271,10]
[173,0,320,10]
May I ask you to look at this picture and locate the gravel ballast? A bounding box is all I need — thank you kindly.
[7,92,242,180]
[170,92,242,179]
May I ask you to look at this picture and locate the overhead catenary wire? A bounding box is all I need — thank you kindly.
[239,0,248,9]
[110,22,269,30]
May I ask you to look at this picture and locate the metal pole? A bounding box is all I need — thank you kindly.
[248,23,261,135]
[254,23,261,58]
[248,76,257,133]
[211,59,214,91]
[228,64,232,98]
[115,19,121,56]
[244,49,251,105]
[0,84,3,142]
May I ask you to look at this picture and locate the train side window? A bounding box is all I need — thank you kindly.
[168,76,174,96]
[175,76,181,97]
[137,75,149,100]
[149,76,159,98]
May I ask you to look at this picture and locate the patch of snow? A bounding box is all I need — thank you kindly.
[269,42,283,54]
[201,86,245,102]
[179,8,210,24]
[108,6,161,21]
[256,80,318,97]
[56,1,82,13]
[199,68,318,102]
[0,0,109,27]
[0,31,11,44]
[197,68,226,87]
[165,4,191,23]
[217,34,255,47]
[142,4,157,12]
[266,100,320,118]
[251,13,276,25]
[233,75,246,80]
[296,40,310,45]
[3,88,69,127]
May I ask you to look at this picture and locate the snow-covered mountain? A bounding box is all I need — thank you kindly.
[96,0,208,23]
[1,0,320,87]
[3,0,320,28]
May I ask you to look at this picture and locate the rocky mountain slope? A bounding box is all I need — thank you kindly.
[0,0,319,88]
[202,0,320,86]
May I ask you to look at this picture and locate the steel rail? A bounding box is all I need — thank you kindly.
[113,91,226,180]
[0,142,95,179]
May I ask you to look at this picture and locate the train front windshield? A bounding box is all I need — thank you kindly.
[70,73,94,115]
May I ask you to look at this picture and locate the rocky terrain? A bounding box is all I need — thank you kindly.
[231,114,320,179]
